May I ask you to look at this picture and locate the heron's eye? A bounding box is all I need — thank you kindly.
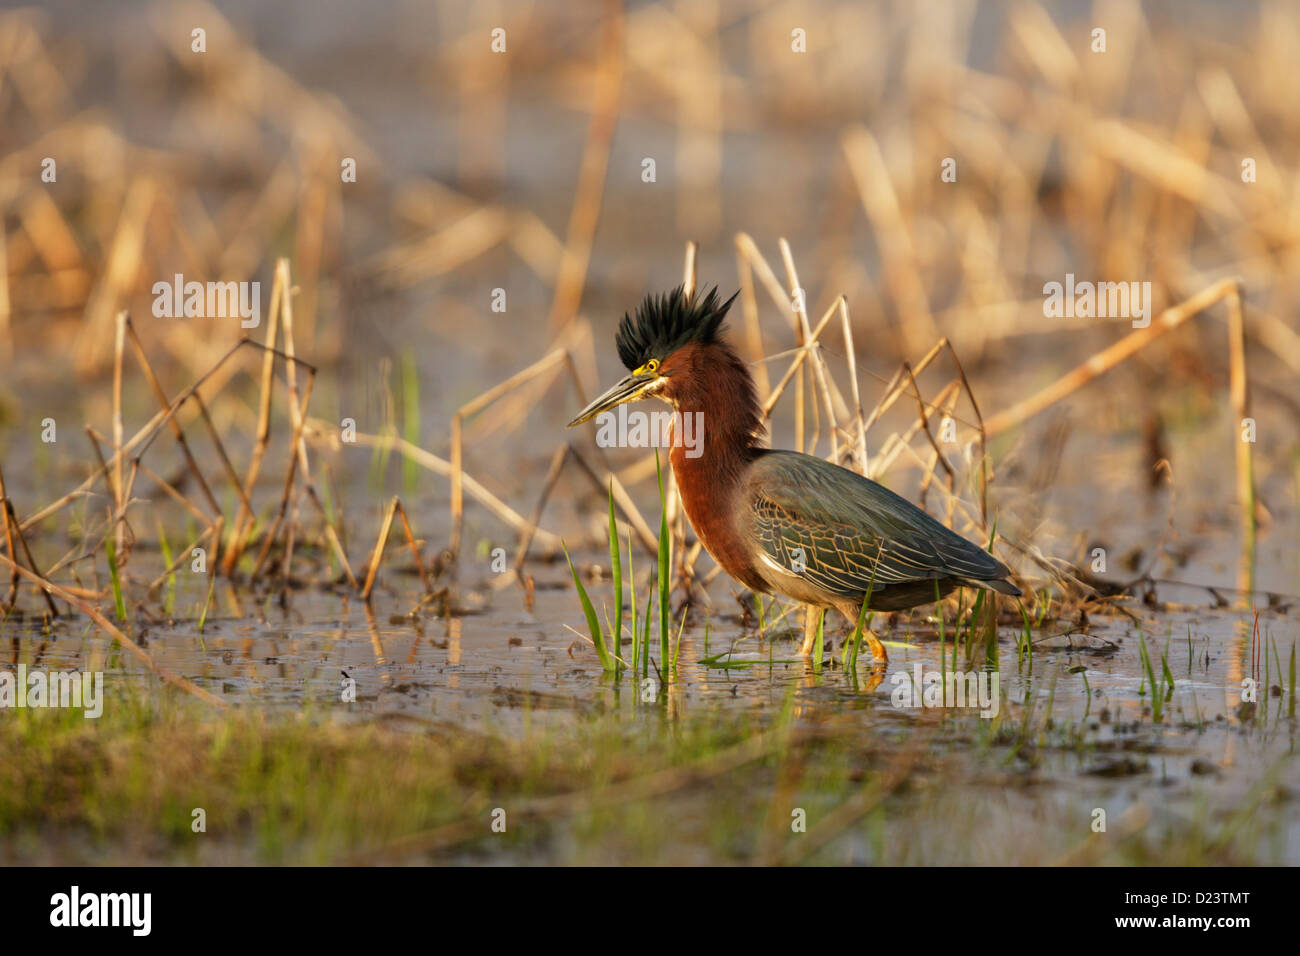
[645,359,659,373]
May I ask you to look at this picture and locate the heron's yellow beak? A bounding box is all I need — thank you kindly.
[566,371,661,427]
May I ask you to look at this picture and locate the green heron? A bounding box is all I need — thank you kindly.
[568,285,1020,665]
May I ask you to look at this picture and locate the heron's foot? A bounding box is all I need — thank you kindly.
[865,632,889,666]
[860,666,887,693]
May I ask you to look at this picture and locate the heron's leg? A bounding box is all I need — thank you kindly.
[837,601,889,666]
[865,627,888,666]
[799,605,823,657]
[861,666,887,693]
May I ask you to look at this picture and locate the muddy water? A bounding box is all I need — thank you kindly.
[9,544,1297,860]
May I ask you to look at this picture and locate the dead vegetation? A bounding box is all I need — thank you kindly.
[0,0,1295,706]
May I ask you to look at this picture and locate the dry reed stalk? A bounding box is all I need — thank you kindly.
[123,316,222,517]
[281,497,300,592]
[664,241,699,540]
[779,239,813,454]
[290,163,331,354]
[361,497,399,603]
[939,340,990,525]
[836,298,869,472]
[756,299,840,422]
[19,188,84,281]
[449,346,570,557]
[18,337,251,536]
[0,224,10,358]
[871,379,961,479]
[1225,286,1255,602]
[734,233,794,324]
[899,366,956,525]
[545,0,623,331]
[2,507,58,618]
[670,2,722,236]
[984,278,1243,436]
[566,446,659,556]
[191,393,254,515]
[153,0,375,166]
[276,259,313,481]
[0,463,22,609]
[393,499,433,595]
[841,126,942,355]
[236,262,355,584]
[364,207,511,286]
[454,3,510,191]
[0,551,225,706]
[249,371,316,579]
[466,353,568,442]
[111,309,126,566]
[1253,310,1300,375]
[507,208,566,283]
[75,178,154,372]
[862,339,948,435]
[218,161,301,279]
[733,237,772,401]
[110,446,213,531]
[681,240,698,297]
[493,444,570,593]
[915,385,962,520]
[223,262,285,572]
[331,425,564,552]
[1085,115,1241,220]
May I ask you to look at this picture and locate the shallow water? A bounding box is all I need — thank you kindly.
[9,548,1296,861]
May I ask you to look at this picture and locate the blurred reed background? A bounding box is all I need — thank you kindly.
[0,0,1296,611]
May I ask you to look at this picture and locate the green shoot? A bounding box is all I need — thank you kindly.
[562,541,616,672]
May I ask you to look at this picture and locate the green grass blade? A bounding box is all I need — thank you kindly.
[812,609,824,674]
[105,523,126,622]
[608,483,623,674]
[157,517,175,615]
[655,451,671,669]
[563,541,615,672]
[627,528,638,679]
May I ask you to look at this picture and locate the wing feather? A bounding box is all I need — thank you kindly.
[747,450,1010,599]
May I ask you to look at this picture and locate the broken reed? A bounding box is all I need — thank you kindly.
[0,260,448,707]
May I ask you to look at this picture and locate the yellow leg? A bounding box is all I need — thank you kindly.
[799,605,823,657]
[865,629,888,667]
[838,601,888,666]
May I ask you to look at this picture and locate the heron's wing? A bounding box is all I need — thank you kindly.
[747,450,1006,599]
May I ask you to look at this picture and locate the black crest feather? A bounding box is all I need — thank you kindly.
[615,285,739,371]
